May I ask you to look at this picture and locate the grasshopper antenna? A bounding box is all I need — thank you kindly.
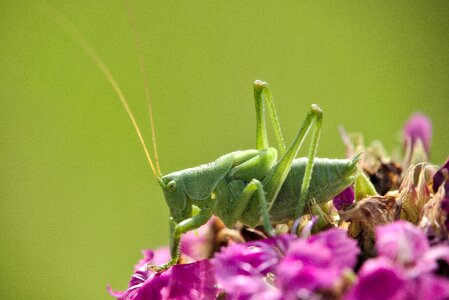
[41,5,161,180]
[123,0,161,176]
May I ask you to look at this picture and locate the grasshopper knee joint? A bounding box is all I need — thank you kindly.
[254,80,268,89]
[310,104,322,115]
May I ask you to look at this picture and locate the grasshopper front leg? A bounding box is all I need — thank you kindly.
[148,209,212,272]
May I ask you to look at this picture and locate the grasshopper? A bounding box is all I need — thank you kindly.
[47,3,359,272]
[156,83,359,270]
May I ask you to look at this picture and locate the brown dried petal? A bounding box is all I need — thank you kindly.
[368,162,402,196]
[416,166,432,212]
[397,163,436,224]
[419,184,449,244]
[340,195,400,229]
[339,194,401,256]
[399,181,420,224]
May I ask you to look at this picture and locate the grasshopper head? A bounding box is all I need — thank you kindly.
[159,173,191,223]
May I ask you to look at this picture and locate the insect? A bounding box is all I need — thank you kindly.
[47,3,359,272]
[156,86,359,271]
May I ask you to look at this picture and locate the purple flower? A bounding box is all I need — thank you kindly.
[135,248,171,271]
[277,238,337,297]
[404,274,449,300]
[346,221,449,300]
[213,240,282,278]
[212,237,286,300]
[403,112,432,155]
[345,257,407,300]
[376,221,449,274]
[347,256,449,300]
[108,248,216,300]
[375,221,429,267]
[180,218,215,261]
[333,186,355,210]
[360,221,449,299]
[134,260,216,300]
[277,229,359,298]
[213,229,360,300]
[108,248,167,299]
[309,228,360,269]
[419,244,449,271]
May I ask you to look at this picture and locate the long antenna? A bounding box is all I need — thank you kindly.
[42,5,160,178]
[123,0,161,175]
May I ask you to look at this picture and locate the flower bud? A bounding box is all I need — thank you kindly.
[403,113,432,157]
[333,186,355,210]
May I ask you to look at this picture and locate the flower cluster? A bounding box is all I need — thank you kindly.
[346,221,449,300]
[109,227,360,300]
[214,230,359,300]
[108,112,449,299]
[109,221,449,300]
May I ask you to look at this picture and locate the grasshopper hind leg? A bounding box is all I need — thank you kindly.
[253,80,286,154]
[253,81,323,221]
[256,105,323,223]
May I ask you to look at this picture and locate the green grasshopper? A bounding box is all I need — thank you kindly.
[156,82,359,270]
[48,4,359,272]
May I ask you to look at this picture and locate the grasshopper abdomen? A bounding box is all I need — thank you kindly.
[266,156,359,224]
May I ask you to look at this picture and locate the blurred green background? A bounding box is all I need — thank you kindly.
[1,1,448,299]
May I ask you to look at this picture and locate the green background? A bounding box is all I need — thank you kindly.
[1,1,448,299]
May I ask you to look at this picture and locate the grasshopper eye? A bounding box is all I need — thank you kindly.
[167,180,177,192]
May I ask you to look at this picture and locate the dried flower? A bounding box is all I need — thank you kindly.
[340,194,400,257]
[432,158,449,195]
[398,163,436,224]
[368,162,402,196]
[420,184,449,244]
